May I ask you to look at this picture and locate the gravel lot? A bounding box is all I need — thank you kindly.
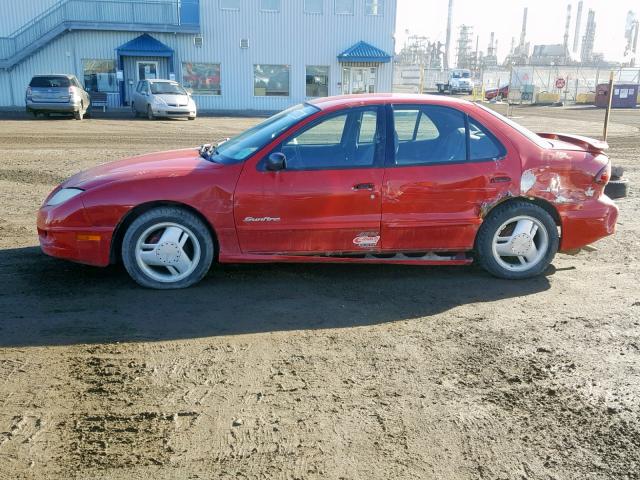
[0,105,638,480]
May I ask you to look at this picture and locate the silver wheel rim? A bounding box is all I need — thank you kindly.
[135,222,201,283]
[491,215,549,273]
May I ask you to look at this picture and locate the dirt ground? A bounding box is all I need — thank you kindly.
[0,105,638,480]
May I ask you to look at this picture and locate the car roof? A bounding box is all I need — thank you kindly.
[32,74,74,78]
[308,93,473,111]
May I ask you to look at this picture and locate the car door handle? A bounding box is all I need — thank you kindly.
[353,183,375,191]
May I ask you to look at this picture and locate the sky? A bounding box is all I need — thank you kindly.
[395,0,637,63]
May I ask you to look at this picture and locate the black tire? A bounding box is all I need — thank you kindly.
[605,179,629,199]
[132,103,138,118]
[475,201,559,280]
[147,106,155,120]
[188,116,196,121]
[610,165,624,180]
[122,207,214,289]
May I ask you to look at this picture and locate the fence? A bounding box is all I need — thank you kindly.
[393,64,640,105]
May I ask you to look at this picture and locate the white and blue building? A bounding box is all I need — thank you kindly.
[0,0,396,111]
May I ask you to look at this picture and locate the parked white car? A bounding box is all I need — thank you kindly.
[132,79,197,120]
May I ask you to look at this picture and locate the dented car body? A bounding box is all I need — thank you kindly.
[37,94,618,288]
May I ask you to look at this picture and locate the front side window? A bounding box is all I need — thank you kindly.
[260,0,280,11]
[212,103,319,163]
[182,63,221,95]
[304,0,323,13]
[254,65,290,96]
[279,107,380,170]
[306,66,329,97]
[365,0,383,15]
[82,60,117,93]
[392,105,467,165]
[220,0,239,10]
[335,0,354,14]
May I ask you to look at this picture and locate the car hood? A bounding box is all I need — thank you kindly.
[156,94,191,104]
[63,148,220,190]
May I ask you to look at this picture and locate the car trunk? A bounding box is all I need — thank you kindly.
[29,77,71,104]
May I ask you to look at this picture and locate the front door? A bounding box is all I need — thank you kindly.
[137,61,158,82]
[234,106,386,254]
[342,67,377,94]
[381,104,517,252]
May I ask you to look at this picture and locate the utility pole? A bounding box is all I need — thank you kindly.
[603,71,614,141]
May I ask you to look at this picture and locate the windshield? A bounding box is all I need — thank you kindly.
[210,103,320,164]
[150,82,186,95]
[452,71,471,79]
[476,103,552,148]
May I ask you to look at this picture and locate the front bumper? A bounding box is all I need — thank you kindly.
[559,195,619,251]
[152,105,196,118]
[37,206,112,267]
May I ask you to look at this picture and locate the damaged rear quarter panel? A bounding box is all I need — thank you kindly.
[519,147,607,206]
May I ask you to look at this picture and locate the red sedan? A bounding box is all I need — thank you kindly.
[37,94,618,289]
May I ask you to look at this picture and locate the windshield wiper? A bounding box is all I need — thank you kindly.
[198,144,218,161]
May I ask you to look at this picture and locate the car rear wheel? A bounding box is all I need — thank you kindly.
[475,201,559,279]
[122,207,214,289]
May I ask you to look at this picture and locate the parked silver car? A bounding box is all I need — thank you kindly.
[26,74,91,120]
[131,79,197,120]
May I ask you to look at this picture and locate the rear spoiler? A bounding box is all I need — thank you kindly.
[537,132,609,153]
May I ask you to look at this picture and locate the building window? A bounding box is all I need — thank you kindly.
[260,0,280,12]
[306,66,329,97]
[254,65,289,96]
[220,0,239,10]
[182,63,221,95]
[304,0,323,14]
[335,0,354,14]
[83,59,117,93]
[365,0,382,15]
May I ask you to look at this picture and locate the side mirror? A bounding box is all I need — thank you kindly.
[266,152,286,171]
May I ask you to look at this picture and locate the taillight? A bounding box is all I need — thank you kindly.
[26,87,32,98]
[595,163,611,184]
[68,87,74,96]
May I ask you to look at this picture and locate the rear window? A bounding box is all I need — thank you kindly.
[29,76,70,88]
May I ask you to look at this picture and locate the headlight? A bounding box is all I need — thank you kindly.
[46,188,84,206]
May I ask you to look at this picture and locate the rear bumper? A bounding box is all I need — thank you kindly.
[559,195,619,251]
[37,208,112,267]
[27,102,79,113]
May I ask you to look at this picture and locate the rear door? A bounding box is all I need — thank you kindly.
[381,104,516,252]
[234,106,386,254]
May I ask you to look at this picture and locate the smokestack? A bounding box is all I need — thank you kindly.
[488,32,495,56]
[445,0,453,70]
[563,4,572,57]
[573,1,583,53]
[519,8,528,49]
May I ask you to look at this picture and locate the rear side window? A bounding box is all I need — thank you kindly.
[29,76,70,88]
[468,117,506,161]
[392,105,466,165]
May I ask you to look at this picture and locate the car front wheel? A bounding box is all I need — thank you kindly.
[475,201,559,279]
[122,207,214,289]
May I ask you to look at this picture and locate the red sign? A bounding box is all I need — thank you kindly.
[555,78,566,89]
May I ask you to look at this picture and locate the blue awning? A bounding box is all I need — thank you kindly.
[116,34,173,57]
[337,41,391,63]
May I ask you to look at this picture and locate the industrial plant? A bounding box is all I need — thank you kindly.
[396,1,639,70]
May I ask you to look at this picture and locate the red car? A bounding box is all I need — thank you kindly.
[38,94,618,289]
[485,85,509,101]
